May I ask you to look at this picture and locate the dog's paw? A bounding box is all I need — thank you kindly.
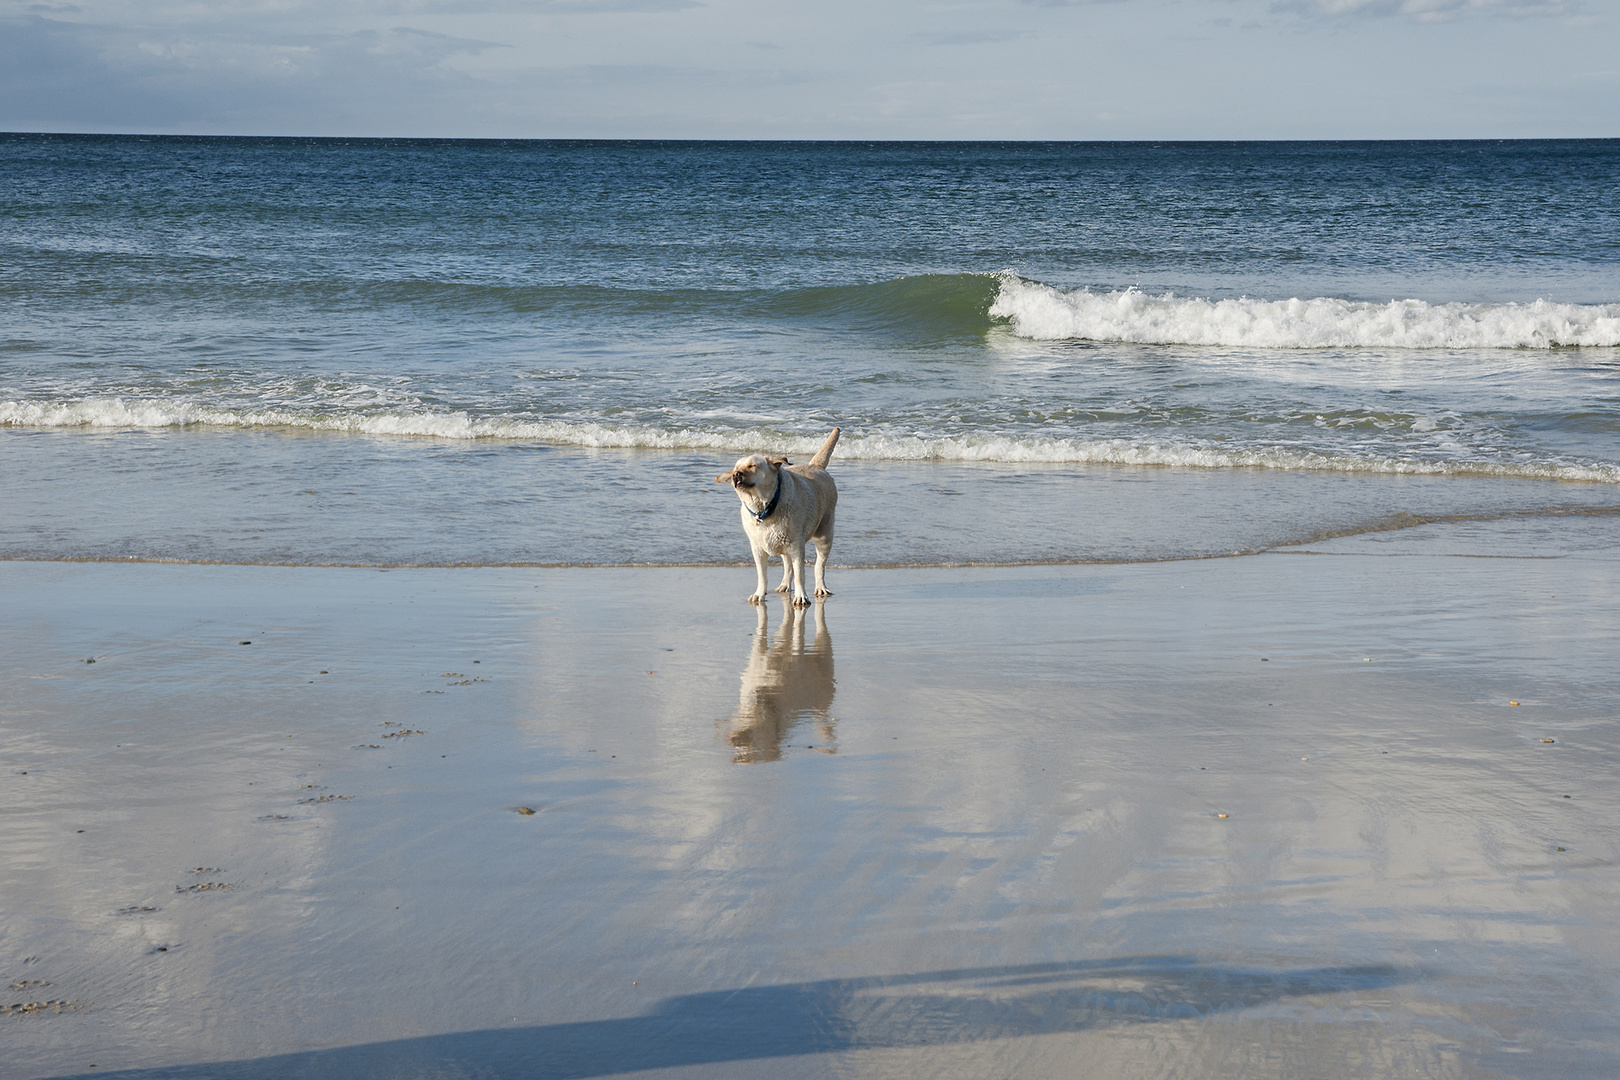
[814,587,832,597]
[747,593,767,605]
[792,594,811,608]
[774,581,790,593]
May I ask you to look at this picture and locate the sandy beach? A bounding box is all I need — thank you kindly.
[4,516,1618,1079]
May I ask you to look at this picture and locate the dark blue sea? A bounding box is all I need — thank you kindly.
[3,135,1619,565]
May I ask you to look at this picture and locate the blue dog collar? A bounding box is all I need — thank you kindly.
[748,474,783,521]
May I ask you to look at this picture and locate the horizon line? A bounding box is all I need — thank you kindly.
[4,131,1618,145]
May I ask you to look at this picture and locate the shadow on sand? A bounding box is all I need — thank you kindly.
[56,957,1411,1079]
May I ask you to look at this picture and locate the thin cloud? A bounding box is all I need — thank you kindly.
[373,0,702,12]
[1274,0,1574,19]
[0,0,700,18]
[0,15,502,132]
[917,29,1033,45]
[364,0,699,11]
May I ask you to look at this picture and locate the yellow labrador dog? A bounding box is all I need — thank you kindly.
[716,427,839,606]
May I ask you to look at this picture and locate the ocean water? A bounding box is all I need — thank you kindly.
[3,135,1619,566]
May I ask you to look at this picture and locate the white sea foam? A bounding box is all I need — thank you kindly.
[6,396,1618,483]
[989,277,1620,349]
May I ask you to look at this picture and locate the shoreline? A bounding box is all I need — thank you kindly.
[3,499,1619,571]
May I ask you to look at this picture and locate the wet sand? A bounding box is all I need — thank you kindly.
[3,526,1619,1079]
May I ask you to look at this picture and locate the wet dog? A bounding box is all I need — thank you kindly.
[716,427,839,606]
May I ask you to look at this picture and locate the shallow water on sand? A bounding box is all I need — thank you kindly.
[5,428,1620,567]
[2,534,1617,1078]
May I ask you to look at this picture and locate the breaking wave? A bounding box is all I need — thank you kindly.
[5,396,1617,483]
[990,276,1620,349]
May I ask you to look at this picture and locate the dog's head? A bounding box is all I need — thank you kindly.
[716,454,790,491]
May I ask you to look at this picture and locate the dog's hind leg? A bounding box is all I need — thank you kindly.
[812,539,833,597]
[775,556,791,593]
[812,513,834,598]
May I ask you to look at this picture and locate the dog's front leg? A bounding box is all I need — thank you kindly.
[748,543,771,605]
[789,544,810,607]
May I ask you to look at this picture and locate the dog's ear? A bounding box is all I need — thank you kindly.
[715,472,733,483]
[768,456,791,467]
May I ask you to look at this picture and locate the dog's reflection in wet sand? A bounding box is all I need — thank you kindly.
[724,600,835,763]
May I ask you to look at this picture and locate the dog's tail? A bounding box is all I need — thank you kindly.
[809,427,841,469]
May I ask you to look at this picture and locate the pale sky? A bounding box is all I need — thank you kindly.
[2,0,1616,138]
